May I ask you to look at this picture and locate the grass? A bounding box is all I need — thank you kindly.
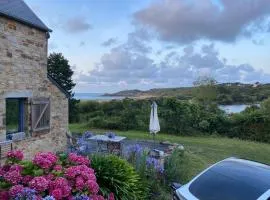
[69,123,270,182]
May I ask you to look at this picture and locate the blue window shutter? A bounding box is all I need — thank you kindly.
[18,99,24,132]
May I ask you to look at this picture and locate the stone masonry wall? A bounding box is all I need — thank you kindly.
[0,16,68,159]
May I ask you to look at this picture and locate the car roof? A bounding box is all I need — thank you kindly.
[187,158,270,200]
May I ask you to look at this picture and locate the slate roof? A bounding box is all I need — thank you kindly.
[0,0,51,32]
[47,75,70,98]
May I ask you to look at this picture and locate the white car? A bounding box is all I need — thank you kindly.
[173,158,270,200]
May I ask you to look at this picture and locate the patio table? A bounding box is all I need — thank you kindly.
[87,135,126,155]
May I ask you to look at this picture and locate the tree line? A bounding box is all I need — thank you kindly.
[75,98,270,143]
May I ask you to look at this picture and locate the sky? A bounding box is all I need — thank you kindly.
[25,0,270,93]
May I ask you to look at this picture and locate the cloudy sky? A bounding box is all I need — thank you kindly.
[25,0,270,93]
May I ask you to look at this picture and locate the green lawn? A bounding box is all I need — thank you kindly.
[69,123,270,181]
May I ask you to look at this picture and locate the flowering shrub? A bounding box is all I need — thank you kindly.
[0,150,114,200]
[33,152,58,169]
[68,153,90,166]
[146,157,164,174]
[6,151,24,162]
[91,154,147,200]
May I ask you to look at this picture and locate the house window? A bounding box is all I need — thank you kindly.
[6,98,28,137]
[31,98,50,132]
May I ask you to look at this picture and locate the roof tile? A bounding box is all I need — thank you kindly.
[0,0,51,32]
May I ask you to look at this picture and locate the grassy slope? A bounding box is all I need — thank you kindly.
[70,123,270,181]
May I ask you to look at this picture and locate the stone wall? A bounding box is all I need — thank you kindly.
[0,16,68,159]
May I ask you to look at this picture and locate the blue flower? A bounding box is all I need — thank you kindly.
[43,196,56,200]
[73,194,90,200]
[14,188,38,200]
[127,144,143,155]
[146,157,164,173]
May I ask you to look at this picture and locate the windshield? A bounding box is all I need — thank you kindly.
[189,160,270,200]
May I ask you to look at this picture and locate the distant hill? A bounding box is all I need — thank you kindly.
[104,83,270,104]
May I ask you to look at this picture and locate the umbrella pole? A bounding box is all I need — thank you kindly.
[153,133,155,149]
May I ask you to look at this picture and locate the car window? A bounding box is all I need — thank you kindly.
[189,169,265,200]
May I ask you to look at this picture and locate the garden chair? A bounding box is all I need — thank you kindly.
[96,140,108,153]
[11,132,25,141]
[107,142,121,156]
[66,132,79,153]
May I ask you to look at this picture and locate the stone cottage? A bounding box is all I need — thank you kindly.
[0,0,69,159]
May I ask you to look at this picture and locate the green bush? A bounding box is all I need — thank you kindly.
[198,120,210,131]
[91,154,149,200]
[165,149,191,184]
[76,97,270,143]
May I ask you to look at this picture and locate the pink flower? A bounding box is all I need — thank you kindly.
[10,164,23,172]
[90,195,105,200]
[0,190,9,200]
[33,152,57,169]
[65,166,81,179]
[86,180,99,194]
[7,150,24,161]
[65,164,99,194]
[49,177,71,198]
[53,165,62,171]
[21,175,33,185]
[4,169,22,184]
[81,170,96,181]
[29,176,49,192]
[68,153,90,166]
[51,188,62,200]
[75,176,85,191]
[44,174,55,181]
[0,167,5,177]
[108,193,115,200]
[9,185,24,197]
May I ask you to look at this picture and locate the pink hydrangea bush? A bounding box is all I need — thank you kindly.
[68,153,90,166]
[0,150,114,200]
[33,152,58,169]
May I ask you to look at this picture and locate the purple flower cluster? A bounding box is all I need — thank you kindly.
[43,196,55,200]
[9,185,24,198]
[14,187,39,200]
[127,144,142,155]
[73,194,90,200]
[146,157,164,173]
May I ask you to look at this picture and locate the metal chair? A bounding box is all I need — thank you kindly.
[11,132,25,141]
[107,142,121,156]
[96,140,108,153]
[66,132,79,153]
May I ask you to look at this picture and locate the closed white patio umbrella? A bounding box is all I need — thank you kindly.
[149,101,160,146]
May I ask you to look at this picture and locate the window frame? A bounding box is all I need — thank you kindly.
[5,98,26,134]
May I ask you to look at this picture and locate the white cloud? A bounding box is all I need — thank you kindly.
[134,0,270,44]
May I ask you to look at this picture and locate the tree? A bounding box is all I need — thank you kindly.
[47,53,79,122]
[193,75,218,107]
